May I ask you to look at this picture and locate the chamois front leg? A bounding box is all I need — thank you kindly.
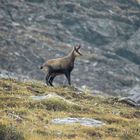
[65,71,71,85]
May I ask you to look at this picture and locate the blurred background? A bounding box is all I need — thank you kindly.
[0,0,140,96]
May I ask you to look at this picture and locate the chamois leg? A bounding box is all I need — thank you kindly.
[45,73,51,86]
[65,72,71,85]
[49,76,55,86]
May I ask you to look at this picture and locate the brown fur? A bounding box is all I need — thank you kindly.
[40,45,82,86]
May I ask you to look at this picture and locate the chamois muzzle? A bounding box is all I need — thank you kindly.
[77,50,82,56]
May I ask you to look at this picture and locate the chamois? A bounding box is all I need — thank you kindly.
[40,45,82,86]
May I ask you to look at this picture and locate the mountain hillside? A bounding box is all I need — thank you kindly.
[0,78,139,140]
[0,0,140,95]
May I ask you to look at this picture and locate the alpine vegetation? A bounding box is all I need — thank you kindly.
[40,45,82,86]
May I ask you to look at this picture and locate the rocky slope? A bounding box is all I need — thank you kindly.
[0,0,140,95]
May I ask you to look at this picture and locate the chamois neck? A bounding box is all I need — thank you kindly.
[68,50,76,62]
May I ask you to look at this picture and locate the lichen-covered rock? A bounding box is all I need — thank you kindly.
[51,117,105,127]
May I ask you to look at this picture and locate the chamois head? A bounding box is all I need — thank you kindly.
[73,44,82,57]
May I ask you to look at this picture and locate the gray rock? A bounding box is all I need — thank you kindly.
[51,117,105,127]
[0,0,140,96]
[119,86,140,107]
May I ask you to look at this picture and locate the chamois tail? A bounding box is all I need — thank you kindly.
[40,66,43,69]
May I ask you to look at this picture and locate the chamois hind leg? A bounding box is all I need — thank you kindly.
[48,76,55,86]
[65,71,71,85]
[45,73,51,86]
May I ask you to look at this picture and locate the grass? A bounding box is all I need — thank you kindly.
[0,78,140,140]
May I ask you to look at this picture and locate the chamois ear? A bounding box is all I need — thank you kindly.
[73,45,76,50]
[76,44,81,50]
[73,44,80,50]
[74,44,81,51]
[73,45,77,50]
